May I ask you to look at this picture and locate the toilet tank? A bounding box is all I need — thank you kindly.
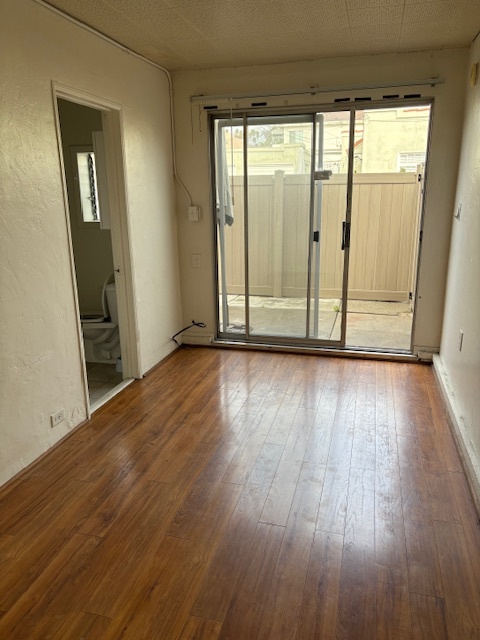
[105,282,119,324]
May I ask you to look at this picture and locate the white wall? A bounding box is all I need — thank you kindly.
[0,0,182,486]
[437,37,480,485]
[172,49,467,351]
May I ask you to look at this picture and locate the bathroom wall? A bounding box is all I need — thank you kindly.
[0,0,183,486]
[57,99,115,315]
[436,36,480,491]
[172,49,467,352]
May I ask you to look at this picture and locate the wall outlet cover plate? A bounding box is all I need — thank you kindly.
[187,205,200,222]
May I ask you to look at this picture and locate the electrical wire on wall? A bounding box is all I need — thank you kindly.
[164,70,193,206]
[171,320,206,347]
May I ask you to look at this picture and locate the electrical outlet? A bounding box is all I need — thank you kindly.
[458,330,464,352]
[191,254,202,268]
[51,409,65,427]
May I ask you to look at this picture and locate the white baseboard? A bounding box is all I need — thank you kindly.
[433,355,480,513]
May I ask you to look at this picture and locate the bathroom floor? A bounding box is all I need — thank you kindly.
[86,362,123,404]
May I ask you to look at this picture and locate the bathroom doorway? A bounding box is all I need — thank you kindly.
[54,88,138,411]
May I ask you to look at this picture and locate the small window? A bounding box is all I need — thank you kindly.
[289,130,304,144]
[271,129,284,145]
[398,151,425,173]
[76,150,101,222]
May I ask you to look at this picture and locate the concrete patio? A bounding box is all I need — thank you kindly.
[221,295,413,351]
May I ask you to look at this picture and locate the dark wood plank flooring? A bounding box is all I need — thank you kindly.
[1,348,479,639]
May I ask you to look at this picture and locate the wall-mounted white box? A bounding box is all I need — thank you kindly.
[187,206,200,222]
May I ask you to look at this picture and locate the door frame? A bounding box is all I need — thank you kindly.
[52,82,140,415]
[211,97,432,353]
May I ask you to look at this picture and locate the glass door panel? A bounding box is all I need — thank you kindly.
[215,118,246,336]
[346,105,431,351]
[308,111,352,342]
[246,115,313,339]
[215,109,353,347]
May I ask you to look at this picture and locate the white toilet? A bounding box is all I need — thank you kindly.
[81,280,121,364]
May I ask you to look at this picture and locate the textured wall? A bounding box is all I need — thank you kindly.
[439,37,480,474]
[172,49,467,351]
[0,0,182,486]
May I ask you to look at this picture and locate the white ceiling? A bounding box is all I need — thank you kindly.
[42,0,480,71]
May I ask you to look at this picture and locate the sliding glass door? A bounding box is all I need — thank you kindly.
[215,110,353,346]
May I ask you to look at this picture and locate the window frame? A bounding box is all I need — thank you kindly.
[70,144,102,228]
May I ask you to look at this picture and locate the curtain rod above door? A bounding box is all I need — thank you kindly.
[190,78,444,104]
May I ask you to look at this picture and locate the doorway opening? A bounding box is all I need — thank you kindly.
[213,101,431,353]
[55,93,136,410]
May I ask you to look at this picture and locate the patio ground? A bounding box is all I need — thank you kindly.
[221,295,413,351]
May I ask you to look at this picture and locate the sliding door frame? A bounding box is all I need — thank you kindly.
[211,96,433,353]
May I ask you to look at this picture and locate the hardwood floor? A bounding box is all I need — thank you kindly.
[1,348,479,639]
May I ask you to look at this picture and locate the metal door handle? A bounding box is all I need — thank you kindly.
[341,222,351,250]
